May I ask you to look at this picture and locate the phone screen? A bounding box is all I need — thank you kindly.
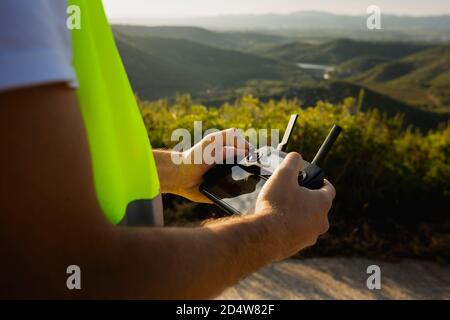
[200,164,267,215]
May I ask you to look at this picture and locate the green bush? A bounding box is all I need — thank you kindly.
[139,95,450,261]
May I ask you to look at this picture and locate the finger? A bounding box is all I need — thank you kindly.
[220,128,250,150]
[222,146,247,162]
[200,146,246,170]
[320,179,336,201]
[198,129,249,161]
[308,179,335,213]
[270,152,304,187]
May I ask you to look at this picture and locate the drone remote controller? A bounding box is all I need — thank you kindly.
[200,115,342,215]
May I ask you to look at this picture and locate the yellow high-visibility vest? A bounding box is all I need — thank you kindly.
[69,0,163,226]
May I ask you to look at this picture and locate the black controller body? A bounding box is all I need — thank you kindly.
[200,146,325,215]
[239,147,325,190]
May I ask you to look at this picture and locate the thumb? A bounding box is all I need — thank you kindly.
[269,152,304,188]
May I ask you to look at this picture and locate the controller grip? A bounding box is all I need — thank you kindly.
[299,163,325,190]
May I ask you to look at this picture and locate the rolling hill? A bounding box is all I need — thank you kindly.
[257,38,431,65]
[112,25,449,128]
[112,25,288,51]
[113,31,314,100]
[335,56,391,77]
[351,46,450,109]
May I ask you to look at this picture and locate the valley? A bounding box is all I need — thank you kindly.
[112,21,450,130]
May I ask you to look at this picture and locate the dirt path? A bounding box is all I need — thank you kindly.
[218,258,450,300]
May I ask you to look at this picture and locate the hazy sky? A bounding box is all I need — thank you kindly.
[104,0,450,19]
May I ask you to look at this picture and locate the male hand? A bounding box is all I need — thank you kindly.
[156,128,248,203]
[255,152,336,260]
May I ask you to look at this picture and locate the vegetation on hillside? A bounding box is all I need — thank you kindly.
[114,31,313,101]
[198,82,450,130]
[257,38,430,64]
[113,26,450,127]
[351,46,450,109]
[335,55,390,77]
[113,25,288,51]
[114,26,450,127]
[139,95,450,261]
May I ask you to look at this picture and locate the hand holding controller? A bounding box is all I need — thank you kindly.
[255,152,337,259]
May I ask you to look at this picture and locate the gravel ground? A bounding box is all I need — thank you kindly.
[217,258,450,300]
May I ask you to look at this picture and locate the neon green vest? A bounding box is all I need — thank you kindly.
[69,0,163,226]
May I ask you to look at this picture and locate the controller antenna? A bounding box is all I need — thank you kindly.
[311,125,342,166]
[277,114,299,152]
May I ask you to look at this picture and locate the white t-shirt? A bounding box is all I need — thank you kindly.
[0,0,76,92]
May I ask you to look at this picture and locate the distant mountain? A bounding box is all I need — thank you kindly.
[257,38,432,64]
[112,25,288,51]
[351,46,450,108]
[112,11,450,32]
[113,31,313,100]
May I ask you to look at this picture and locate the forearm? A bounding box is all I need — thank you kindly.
[0,86,274,300]
[88,212,277,299]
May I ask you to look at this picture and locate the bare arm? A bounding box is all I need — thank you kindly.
[0,84,334,299]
